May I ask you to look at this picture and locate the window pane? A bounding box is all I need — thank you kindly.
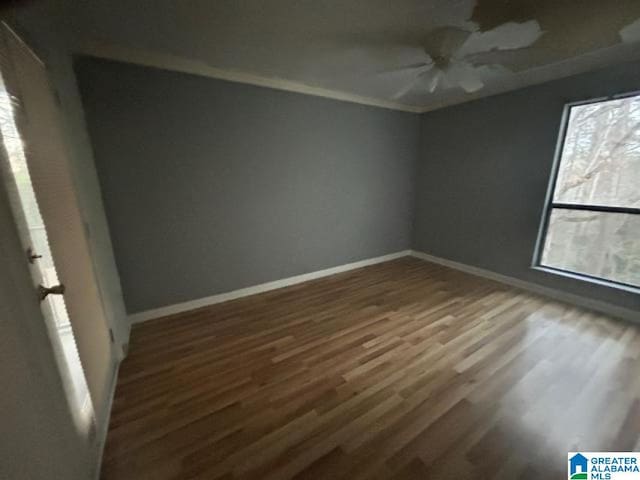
[541,209,640,287]
[553,95,640,208]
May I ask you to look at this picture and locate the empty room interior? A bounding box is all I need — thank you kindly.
[2,1,640,479]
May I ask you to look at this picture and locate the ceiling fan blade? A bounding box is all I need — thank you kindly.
[620,18,640,43]
[422,26,471,59]
[446,61,484,93]
[463,47,532,68]
[377,61,432,76]
[391,70,428,99]
[457,76,484,93]
[457,20,543,58]
[458,76,484,93]
[475,63,511,77]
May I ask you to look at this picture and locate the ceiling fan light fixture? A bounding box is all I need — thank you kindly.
[386,18,544,99]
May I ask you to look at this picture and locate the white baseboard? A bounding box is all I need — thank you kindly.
[128,250,412,324]
[410,250,638,323]
[93,361,120,480]
[128,248,637,325]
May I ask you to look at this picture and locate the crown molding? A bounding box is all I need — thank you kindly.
[73,40,422,114]
[416,41,640,114]
[73,39,640,116]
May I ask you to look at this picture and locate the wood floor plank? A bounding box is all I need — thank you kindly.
[102,257,640,480]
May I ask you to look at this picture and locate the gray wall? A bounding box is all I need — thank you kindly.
[75,57,419,314]
[414,60,640,312]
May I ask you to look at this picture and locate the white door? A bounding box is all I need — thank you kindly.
[0,25,112,433]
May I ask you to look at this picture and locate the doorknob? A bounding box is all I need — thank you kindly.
[38,283,65,301]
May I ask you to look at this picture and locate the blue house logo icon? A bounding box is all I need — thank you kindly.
[569,453,588,479]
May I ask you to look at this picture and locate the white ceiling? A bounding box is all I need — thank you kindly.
[63,0,640,112]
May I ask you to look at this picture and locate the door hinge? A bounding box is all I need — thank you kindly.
[38,283,65,301]
[109,328,115,344]
[26,247,42,264]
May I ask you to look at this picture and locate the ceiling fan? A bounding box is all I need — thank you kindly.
[385,20,544,98]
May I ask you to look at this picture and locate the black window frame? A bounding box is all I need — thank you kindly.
[532,91,640,292]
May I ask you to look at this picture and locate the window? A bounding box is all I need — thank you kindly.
[535,93,640,290]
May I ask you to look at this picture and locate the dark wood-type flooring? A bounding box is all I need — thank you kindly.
[102,257,640,479]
